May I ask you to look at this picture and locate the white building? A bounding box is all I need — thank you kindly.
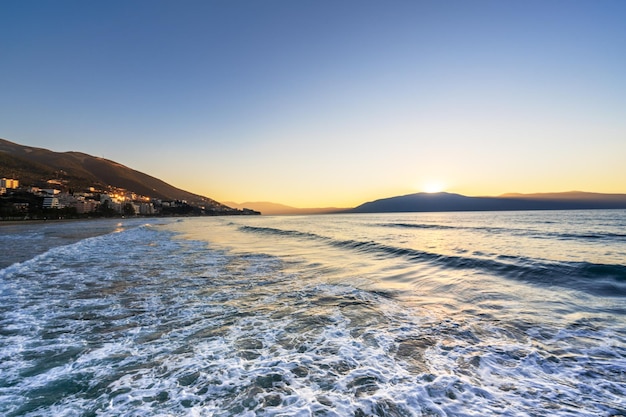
[140,203,155,215]
[42,189,61,195]
[71,199,100,214]
[43,197,61,209]
[1,178,19,189]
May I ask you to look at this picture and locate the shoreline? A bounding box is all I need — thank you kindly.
[0,217,116,226]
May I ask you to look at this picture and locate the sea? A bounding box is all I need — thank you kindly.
[1,210,625,417]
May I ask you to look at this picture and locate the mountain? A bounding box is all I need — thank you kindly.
[224,201,346,215]
[0,138,236,212]
[351,191,626,213]
[499,191,626,202]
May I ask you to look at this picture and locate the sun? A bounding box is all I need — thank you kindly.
[422,181,446,193]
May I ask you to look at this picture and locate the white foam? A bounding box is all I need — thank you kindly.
[2,218,625,416]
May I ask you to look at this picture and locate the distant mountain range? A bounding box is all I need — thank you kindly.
[3,138,625,215]
[0,138,235,212]
[224,201,348,215]
[227,191,626,215]
[350,191,626,213]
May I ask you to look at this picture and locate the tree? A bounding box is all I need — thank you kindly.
[123,203,136,216]
[98,200,117,217]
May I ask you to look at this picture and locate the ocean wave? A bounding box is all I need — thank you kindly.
[0,222,163,277]
[377,222,457,230]
[379,222,626,242]
[2,254,624,416]
[2,216,625,416]
[239,225,626,297]
[239,225,327,241]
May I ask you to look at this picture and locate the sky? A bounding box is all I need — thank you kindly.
[1,0,625,207]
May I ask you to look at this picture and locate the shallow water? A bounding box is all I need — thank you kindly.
[1,211,625,416]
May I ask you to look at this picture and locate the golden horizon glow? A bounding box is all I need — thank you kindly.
[201,182,626,209]
[421,181,446,194]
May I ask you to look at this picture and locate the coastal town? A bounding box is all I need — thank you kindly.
[0,177,257,220]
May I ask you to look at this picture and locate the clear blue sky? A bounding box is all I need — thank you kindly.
[2,0,625,206]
